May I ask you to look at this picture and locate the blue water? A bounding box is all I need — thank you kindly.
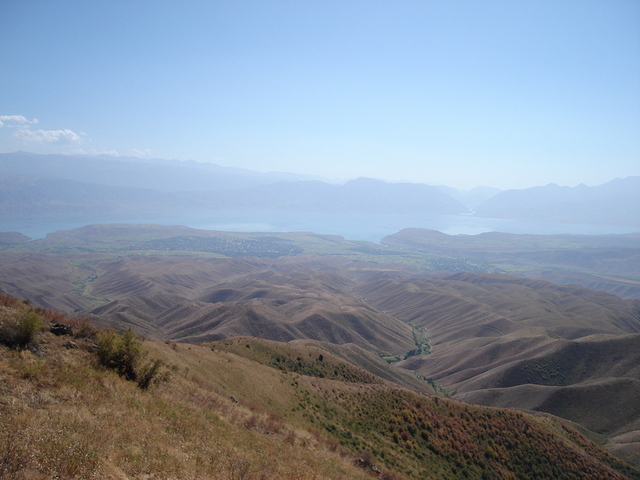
[1,209,638,243]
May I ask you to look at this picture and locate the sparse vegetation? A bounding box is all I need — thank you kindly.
[144,235,304,257]
[404,326,431,358]
[299,384,639,479]
[1,223,640,476]
[96,328,171,389]
[0,294,638,479]
[0,299,43,349]
[215,337,385,384]
[0,297,372,480]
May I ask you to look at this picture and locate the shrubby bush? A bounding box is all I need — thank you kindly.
[96,328,170,389]
[136,358,171,390]
[97,329,140,380]
[0,311,43,348]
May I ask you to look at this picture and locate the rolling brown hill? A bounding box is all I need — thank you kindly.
[350,271,640,466]
[1,295,639,479]
[383,228,640,299]
[2,225,640,468]
[0,252,98,312]
[89,263,415,355]
[353,272,640,341]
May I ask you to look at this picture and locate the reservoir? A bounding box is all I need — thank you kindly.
[2,209,638,242]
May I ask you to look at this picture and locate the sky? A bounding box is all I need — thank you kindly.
[1,0,638,190]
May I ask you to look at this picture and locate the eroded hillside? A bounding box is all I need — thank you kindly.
[1,224,640,469]
[1,296,638,479]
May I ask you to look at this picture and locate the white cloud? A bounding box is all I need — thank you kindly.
[2,114,82,146]
[0,115,38,128]
[132,148,151,157]
[14,128,82,145]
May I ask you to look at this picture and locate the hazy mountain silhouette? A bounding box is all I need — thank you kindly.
[474,176,640,226]
[1,152,638,227]
[0,174,200,215]
[0,151,327,191]
[200,177,470,214]
[436,185,502,209]
[0,152,471,216]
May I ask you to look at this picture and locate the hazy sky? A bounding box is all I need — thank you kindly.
[1,1,638,190]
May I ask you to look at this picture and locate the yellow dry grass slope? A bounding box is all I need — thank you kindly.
[0,303,372,479]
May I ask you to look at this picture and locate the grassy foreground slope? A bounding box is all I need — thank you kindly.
[0,296,383,480]
[1,296,639,480]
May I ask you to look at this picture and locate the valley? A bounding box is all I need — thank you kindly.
[1,222,640,477]
[1,297,638,479]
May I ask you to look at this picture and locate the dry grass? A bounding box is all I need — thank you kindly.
[1,297,638,480]
[0,330,371,480]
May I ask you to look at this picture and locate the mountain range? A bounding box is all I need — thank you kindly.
[1,152,640,477]
[474,177,640,226]
[0,152,638,227]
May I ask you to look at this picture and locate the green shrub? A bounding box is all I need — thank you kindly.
[0,311,43,349]
[136,358,171,390]
[17,311,43,347]
[96,329,140,381]
[96,329,170,389]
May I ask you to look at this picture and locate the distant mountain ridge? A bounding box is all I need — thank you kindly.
[198,177,470,214]
[0,151,328,191]
[0,152,471,216]
[0,152,637,227]
[474,177,640,227]
[436,185,502,209]
[0,174,198,215]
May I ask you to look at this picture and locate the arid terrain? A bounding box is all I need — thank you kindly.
[1,295,639,479]
[1,223,640,477]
